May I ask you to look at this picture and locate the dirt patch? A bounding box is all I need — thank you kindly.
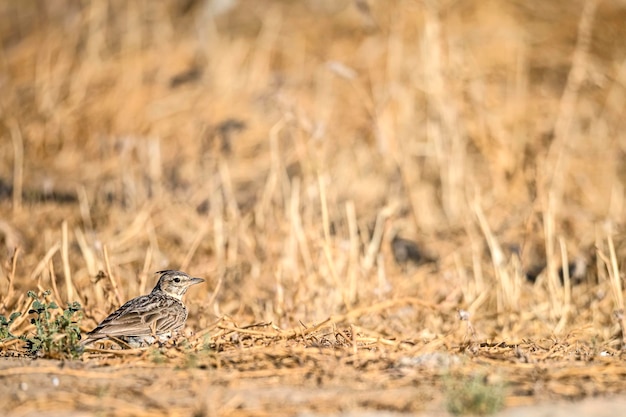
[4,321,626,415]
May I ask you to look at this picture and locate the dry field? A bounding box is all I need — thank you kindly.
[2,0,626,415]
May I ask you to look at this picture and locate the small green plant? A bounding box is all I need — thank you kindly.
[181,351,199,369]
[0,311,21,340]
[149,347,168,364]
[445,373,505,416]
[22,290,83,359]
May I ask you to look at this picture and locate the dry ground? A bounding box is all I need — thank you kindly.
[2,0,626,415]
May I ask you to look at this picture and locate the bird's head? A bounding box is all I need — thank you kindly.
[153,270,204,299]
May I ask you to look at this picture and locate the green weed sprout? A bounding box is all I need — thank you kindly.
[22,290,83,359]
[0,311,21,340]
[445,373,505,416]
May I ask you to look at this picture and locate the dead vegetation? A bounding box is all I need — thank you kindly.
[2,0,626,415]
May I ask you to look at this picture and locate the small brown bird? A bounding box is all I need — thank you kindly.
[82,270,204,348]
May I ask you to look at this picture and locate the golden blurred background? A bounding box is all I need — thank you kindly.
[2,0,626,414]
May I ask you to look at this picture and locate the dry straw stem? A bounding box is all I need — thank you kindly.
[61,221,74,302]
[541,0,598,318]
[318,174,347,309]
[46,261,62,306]
[545,0,599,194]
[29,243,61,281]
[473,198,520,314]
[422,3,466,223]
[9,119,23,214]
[103,245,123,307]
[362,205,395,274]
[0,247,19,311]
[554,236,572,334]
[345,200,359,305]
[180,219,210,272]
[596,229,626,347]
[289,176,312,277]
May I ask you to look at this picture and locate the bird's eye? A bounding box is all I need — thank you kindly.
[173,277,181,283]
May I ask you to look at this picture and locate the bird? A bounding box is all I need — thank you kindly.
[81,270,204,348]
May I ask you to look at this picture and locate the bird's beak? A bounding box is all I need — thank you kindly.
[191,277,205,285]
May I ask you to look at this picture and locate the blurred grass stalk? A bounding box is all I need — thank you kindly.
[543,0,598,332]
[598,230,626,347]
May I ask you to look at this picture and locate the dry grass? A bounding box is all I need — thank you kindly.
[2,0,626,415]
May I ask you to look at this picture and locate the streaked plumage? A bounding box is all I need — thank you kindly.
[82,270,204,348]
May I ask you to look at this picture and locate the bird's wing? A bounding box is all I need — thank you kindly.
[86,294,186,339]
